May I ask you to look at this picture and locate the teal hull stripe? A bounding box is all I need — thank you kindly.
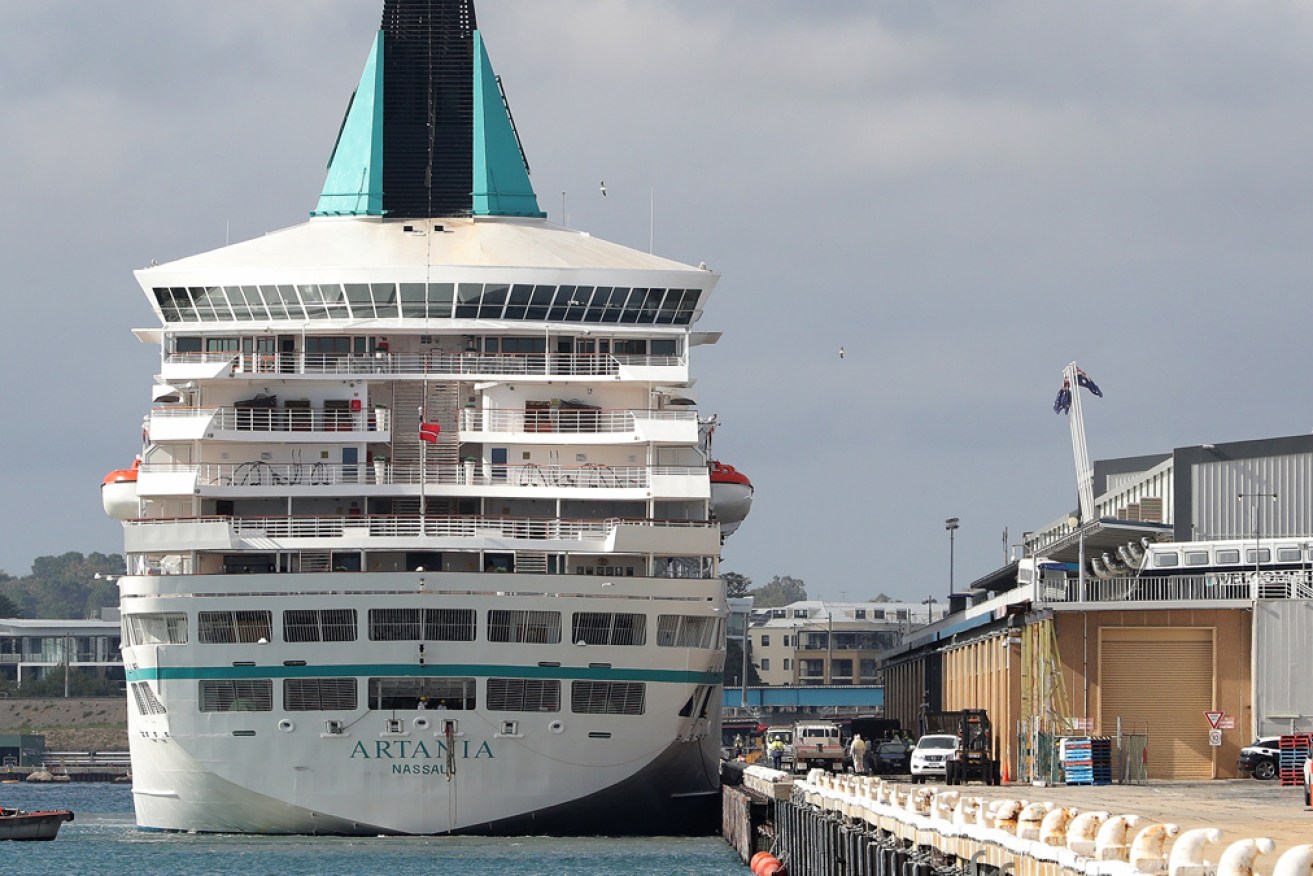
[126,664,721,685]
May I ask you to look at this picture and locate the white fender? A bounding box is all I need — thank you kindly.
[1131,822,1181,873]
[933,790,960,820]
[1068,811,1110,856]
[992,798,1025,833]
[1218,838,1276,876]
[1096,814,1145,861]
[954,797,981,826]
[1040,806,1078,847]
[1017,801,1051,840]
[1169,827,1225,876]
[1273,844,1313,876]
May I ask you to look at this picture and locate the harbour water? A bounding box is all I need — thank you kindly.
[3,783,744,875]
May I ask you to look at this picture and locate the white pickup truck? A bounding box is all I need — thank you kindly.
[792,721,845,772]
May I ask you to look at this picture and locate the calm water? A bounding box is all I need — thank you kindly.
[1,783,745,876]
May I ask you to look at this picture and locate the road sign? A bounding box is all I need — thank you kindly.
[1204,710,1224,729]
[1208,729,1222,747]
[1217,717,1235,730]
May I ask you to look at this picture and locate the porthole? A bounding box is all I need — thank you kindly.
[277,719,295,733]
[549,720,565,735]
[414,716,430,731]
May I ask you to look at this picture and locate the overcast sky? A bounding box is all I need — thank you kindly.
[3,1,1312,602]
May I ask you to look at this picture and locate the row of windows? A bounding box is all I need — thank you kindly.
[153,283,703,326]
[186,676,646,716]
[1152,545,1309,568]
[128,610,719,649]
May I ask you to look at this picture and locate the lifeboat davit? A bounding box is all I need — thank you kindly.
[101,458,141,521]
[709,461,753,538]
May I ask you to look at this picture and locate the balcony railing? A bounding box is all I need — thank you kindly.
[461,408,696,435]
[161,461,704,490]
[124,513,717,542]
[1038,571,1313,605]
[150,406,388,434]
[215,351,687,379]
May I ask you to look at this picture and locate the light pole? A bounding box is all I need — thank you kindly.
[922,595,938,624]
[1237,492,1277,581]
[945,518,960,595]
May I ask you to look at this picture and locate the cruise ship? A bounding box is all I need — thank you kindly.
[100,0,751,836]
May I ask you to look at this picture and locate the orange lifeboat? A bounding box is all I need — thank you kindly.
[709,460,753,538]
[101,458,140,521]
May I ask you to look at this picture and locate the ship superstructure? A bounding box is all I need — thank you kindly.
[102,0,749,835]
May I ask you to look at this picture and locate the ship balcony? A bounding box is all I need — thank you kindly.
[121,513,721,555]
[147,406,390,443]
[197,351,690,384]
[138,462,709,500]
[460,408,698,444]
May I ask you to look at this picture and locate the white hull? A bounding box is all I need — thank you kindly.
[123,570,725,835]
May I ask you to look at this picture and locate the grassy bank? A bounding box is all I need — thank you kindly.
[0,697,128,752]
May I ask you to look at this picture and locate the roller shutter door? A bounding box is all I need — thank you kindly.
[1099,627,1214,779]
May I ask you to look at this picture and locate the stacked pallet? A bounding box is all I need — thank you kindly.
[1277,734,1311,786]
[1061,736,1112,785]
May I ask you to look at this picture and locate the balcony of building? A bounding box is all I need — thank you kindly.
[147,405,390,443]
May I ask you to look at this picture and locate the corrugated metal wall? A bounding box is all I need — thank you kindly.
[1192,452,1313,539]
[1253,599,1313,736]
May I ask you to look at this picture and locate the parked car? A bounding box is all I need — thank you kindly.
[910,734,958,783]
[873,740,911,775]
[1237,737,1281,780]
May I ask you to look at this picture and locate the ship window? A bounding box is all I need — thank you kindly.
[173,336,203,354]
[425,609,476,641]
[674,290,700,324]
[636,288,663,323]
[283,609,357,643]
[1152,552,1180,568]
[367,608,475,641]
[1245,548,1271,564]
[400,283,426,318]
[199,679,273,712]
[371,283,399,318]
[547,285,576,321]
[198,610,273,644]
[570,681,645,715]
[656,289,683,324]
[320,283,348,318]
[368,677,475,710]
[284,678,358,711]
[455,283,483,318]
[656,615,717,649]
[487,678,561,712]
[1277,547,1301,562]
[127,613,188,646]
[130,682,168,716]
[571,612,646,646]
[1184,551,1209,566]
[488,610,561,644]
[525,285,554,320]
[368,608,422,640]
[426,283,454,318]
[479,283,509,319]
[343,283,374,318]
[205,338,239,352]
[1216,549,1241,564]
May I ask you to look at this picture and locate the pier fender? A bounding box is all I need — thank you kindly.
[1016,802,1051,840]
[1273,845,1313,876]
[1167,826,1224,876]
[752,852,785,876]
[991,798,1026,833]
[932,790,960,820]
[1218,838,1276,876]
[1130,822,1181,874]
[1039,806,1078,847]
[953,796,981,826]
[1095,814,1144,861]
[1067,811,1110,856]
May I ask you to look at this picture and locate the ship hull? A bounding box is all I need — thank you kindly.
[122,570,726,836]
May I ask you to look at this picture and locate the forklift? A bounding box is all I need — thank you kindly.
[945,709,999,785]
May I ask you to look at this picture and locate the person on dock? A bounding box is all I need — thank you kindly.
[849,734,868,774]
[770,737,785,770]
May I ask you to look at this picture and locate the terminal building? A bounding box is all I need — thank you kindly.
[880,431,1313,781]
[0,613,124,688]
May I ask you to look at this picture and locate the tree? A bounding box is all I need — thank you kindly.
[0,552,125,619]
[721,571,752,599]
[749,575,807,608]
[0,592,17,618]
[723,636,763,688]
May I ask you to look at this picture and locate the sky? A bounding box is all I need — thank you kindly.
[3,1,1313,603]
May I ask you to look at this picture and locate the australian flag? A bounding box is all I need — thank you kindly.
[1053,381,1072,415]
[1076,370,1103,397]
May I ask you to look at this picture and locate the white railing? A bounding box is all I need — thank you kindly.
[167,462,704,489]
[462,408,696,435]
[124,513,718,542]
[207,407,386,433]
[223,351,687,378]
[1039,570,1313,604]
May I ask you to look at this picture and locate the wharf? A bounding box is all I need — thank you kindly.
[723,766,1312,876]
